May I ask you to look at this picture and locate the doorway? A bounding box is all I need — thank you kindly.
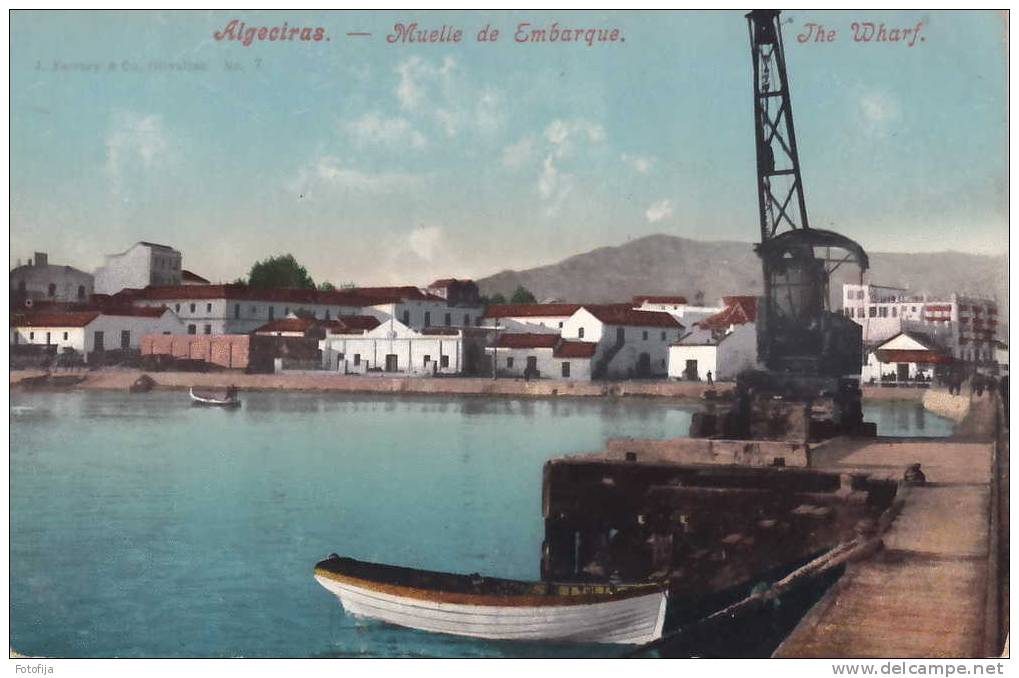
[385,354,399,372]
[636,352,651,377]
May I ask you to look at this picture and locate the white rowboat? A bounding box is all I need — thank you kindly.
[313,555,668,645]
[188,387,240,407]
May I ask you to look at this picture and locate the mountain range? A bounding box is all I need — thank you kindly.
[476,234,1008,321]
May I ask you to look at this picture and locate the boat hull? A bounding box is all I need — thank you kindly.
[314,573,667,645]
[188,388,240,407]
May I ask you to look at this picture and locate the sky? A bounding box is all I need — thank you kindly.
[10,10,1008,286]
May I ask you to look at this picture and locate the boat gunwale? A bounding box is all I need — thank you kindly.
[313,558,665,608]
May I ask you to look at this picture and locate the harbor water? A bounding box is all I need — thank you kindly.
[10,390,953,658]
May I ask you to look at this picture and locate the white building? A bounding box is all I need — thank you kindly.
[632,295,724,325]
[320,318,481,375]
[128,284,481,336]
[10,252,94,304]
[668,296,758,381]
[559,305,684,378]
[486,333,596,380]
[481,303,582,332]
[842,283,999,363]
[860,331,951,384]
[11,307,185,361]
[94,242,183,294]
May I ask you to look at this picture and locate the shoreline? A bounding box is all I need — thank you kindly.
[8,368,928,402]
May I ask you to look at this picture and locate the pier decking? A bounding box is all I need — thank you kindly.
[774,399,1002,658]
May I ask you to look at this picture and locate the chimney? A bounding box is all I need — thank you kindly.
[34,252,47,267]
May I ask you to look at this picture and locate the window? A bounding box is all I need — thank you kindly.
[120,330,130,349]
[325,310,331,320]
[77,285,86,299]
[561,362,571,378]
[642,330,648,341]
[463,314,470,326]
[402,310,410,325]
[444,313,451,326]
[63,332,68,341]
[857,291,865,300]
[175,303,181,312]
[45,332,51,344]
[251,305,257,314]
[507,357,514,368]
[869,307,877,318]
[93,331,104,351]
[424,311,431,326]
[578,327,585,339]
[353,354,361,366]
[47,283,56,297]
[661,331,667,340]
[879,307,888,318]
[846,308,854,318]
[268,306,275,321]
[891,307,897,318]
[204,325,212,335]
[440,355,449,368]
[190,303,196,313]
[234,304,241,319]
[424,355,431,366]
[187,324,197,335]
[558,321,564,328]
[29,332,34,341]
[284,307,290,316]
[337,352,345,361]
[206,303,212,313]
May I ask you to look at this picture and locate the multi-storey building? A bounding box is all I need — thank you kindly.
[842,283,999,363]
[10,252,94,305]
[94,241,183,294]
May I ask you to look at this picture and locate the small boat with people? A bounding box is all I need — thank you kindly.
[188,385,241,407]
[313,554,668,645]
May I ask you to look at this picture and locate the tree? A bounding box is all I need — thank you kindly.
[510,286,536,304]
[480,293,507,307]
[247,254,315,289]
[318,281,337,291]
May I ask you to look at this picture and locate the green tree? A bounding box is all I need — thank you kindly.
[481,293,507,307]
[318,281,337,291]
[509,286,536,304]
[247,254,315,289]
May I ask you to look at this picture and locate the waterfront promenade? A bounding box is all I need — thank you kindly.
[8,368,930,402]
[774,395,1006,658]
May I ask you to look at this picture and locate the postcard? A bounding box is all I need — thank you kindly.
[9,9,1009,664]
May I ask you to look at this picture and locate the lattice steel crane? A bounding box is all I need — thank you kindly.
[746,9,868,381]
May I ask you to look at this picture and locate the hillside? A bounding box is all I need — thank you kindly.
[477,234,1008,320]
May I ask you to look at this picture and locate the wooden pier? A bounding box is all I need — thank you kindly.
[774,396,1005,658]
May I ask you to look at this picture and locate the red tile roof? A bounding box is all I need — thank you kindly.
[13,311,100,327]
[494,333,560,349]
[633,295,688,305]
[128,284,421,307]
[698,296,757,330]
[483,303,583,319]
[421,327,461,336]
[582,304,683,328]
[181,270,210,284]
[875,349,953,365]
[553,340,597,358]
[329,315,382,332]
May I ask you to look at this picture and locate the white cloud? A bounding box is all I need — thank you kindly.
[407,225,443,261]
[622,153,655,174]
[104,111,170,194]
[393,56,503,138]
[645,199,674,223]
[290,156,426,198]
[502,136,535,169]
[858,90,901,135]
[534,118,604,211]
[343,113,427,149]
